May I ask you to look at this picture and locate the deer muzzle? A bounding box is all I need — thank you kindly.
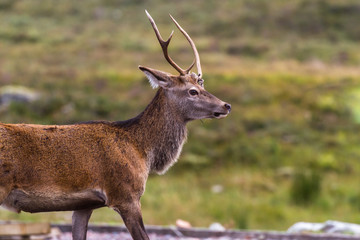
[213,102,231,119]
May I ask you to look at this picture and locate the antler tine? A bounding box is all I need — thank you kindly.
[145,10,187,75]
[169,14,202,78]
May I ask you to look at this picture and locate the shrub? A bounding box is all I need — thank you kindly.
[290,170,322,205]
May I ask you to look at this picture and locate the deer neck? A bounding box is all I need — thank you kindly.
[120,88,187,174]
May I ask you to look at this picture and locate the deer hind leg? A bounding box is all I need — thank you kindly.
[0,188,10,205]
[114,201,149,240]
[72,209,93,240]
[0,169,13,206]
[0,187,13,212]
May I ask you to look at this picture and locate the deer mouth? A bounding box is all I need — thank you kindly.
[213,112,229,119]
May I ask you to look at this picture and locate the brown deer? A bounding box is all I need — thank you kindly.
[0,11,230,240]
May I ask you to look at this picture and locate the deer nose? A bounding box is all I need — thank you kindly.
[224,103,231,112]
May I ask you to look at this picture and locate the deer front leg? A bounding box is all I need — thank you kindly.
[72,209,93,240]
[114,202,149,240]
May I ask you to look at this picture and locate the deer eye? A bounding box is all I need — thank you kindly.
[189,89,199,96]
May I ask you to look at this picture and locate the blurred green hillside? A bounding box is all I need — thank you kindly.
[1,0,360,231]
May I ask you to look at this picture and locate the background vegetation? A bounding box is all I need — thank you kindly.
[1,0,360,231]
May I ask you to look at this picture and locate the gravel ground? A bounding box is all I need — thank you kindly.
[49,225,360,240]
[54,230,255,240]
[51,230,360,240]
[3,223,359,240]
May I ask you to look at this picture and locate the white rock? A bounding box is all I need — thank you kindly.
[209,222,225,231]
[288,220,360,235]
[176,219,192,229]
[287,222,324,233]
[211,184,224,194]
[0,85,40,106]
[322,220,360,234]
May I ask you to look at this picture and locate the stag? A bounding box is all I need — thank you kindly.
[0,11,231,240]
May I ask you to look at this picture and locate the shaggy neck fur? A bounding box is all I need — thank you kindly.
[115,88,187,174]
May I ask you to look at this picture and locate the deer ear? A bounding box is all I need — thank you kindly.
[139,66,173,89]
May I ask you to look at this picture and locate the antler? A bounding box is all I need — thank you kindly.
[145,10,202,78]
[169,14,202,78]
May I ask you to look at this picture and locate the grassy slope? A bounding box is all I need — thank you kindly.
[1,0,360,230]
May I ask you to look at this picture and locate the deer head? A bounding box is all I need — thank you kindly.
[139,11,231,122]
